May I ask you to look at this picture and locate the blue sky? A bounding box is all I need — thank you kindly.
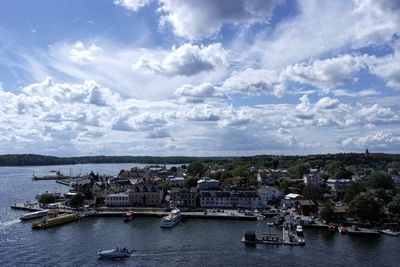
[0,0,399,156]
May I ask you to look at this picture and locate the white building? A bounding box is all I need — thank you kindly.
[257,186,282,204]
[105,193,129,206]
[303,174,325,187]
[200,191,262,209]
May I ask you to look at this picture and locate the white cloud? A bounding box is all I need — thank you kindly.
[370,45,400,89]
[158,0,281,39]
[134,43,228,76]
[315,97,340,109]
[175,83,227,103]
[341,131,400,149]
[113,0,153,11]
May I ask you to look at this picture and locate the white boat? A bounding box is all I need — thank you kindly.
[296,225,303,237]
[20,210,49,221]
[380,229,399,237]
[160,209,182,228]
[97,247,131,259]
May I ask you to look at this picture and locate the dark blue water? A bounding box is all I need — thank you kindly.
[0,164,399,266]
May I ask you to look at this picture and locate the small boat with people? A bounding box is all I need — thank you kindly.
[380,229,399,237]
[97,247,131,259]
[20,209,49,221]
[123,210,135,222]
[160,208,182,228]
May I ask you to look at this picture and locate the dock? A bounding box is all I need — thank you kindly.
[11,203,42,212]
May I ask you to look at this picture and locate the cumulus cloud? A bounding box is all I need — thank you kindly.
[113,0,152,11]
[175,83,227,103]
[370,45,400,89]
[134,43,228,76]
[158,0,281,39]
[222,68,284,96]
[341,131,400,149]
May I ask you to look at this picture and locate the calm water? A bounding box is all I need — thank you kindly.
[0,164,399,266]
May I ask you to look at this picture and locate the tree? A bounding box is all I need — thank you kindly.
[319,203,335,223]
[302,184,320,200]
[344,182,365,203]
[349,192,382,222]
[279,179,289,194]
[69,193,85,208]
[185,177,198,188]
[38,193,56,205]
[288,164,310,179]
[170,166,178,173]
[368,171,394,189]
[387,194,400,216]
[187,162,207,178]
[231,165,251,178]
[181,164,187,169]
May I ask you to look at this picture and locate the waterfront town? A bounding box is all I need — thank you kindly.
[12,151,400,241]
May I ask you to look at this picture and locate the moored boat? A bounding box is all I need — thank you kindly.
[32,213,79,229]
[97,247,131,259]
[347,225,380,236]
[380,229,399,237]
[296,225,303,237]
[338,225,347,234]
[328,223,336,232]
[160,209,181,228]
[20,210,49,221]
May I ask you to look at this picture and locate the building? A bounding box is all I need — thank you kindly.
[257,186,282,204]
[105,193,129,206]
[326,179,351,191]
[200,190,262,209]
[165,176,185,187]
[229,176,250,188]
[284,193,303,208]
[295,200,318,216]
[303,174,325,187]
[257,170,277,185]
[197,177,220,190]
[127,182,164,206]
[169,187,197,208]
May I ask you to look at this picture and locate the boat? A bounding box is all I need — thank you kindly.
[97,247,131,259]
[338,225,347,234]
[32,212,79,229]
[296,225,303,237]
[347,225,380,236]
[298,237,306,246]
[328,223,336,232]
[20,209,49,221]
[242,230,282,245]
[160,209,182,228]
[380,229,399,237]
[123,210,135,222]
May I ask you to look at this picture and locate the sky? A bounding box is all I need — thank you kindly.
[0,0,399,157]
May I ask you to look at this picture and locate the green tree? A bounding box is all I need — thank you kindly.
[319,203,335,223]
[387,194,400,216]
[279,179,289,194]
[181,164,187,169]
[38,193,56,205]
[170,166,178,173]
[231,165,251,178]
[187,162,207,178]
[302,184,320,200]
[69,193,85,208]
[368,171,394,189]
[349,192,382,222]
[185,177,198,188]
[288,164,310,179]
[344,182,365,203]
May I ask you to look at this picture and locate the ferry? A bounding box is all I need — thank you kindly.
[160,209,181,228]
[97,247,131,259]
[20,210,49,221]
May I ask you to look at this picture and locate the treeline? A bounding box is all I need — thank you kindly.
[0,154,233,166]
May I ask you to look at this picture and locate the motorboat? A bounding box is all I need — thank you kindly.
[338,225,347,234]
[123,210,135,222]
[97,247,131,259]
[380,229,399,237]
[296,225,303,237]
[160,209,181,228]
[20,210,49,221]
